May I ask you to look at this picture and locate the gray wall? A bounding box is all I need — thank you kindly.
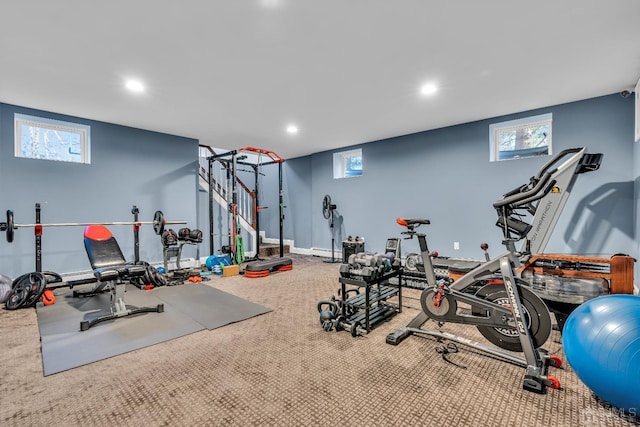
[259,157,312,250]
[3,93,636,284]
[264,94,636,268]
[0,103,200,278]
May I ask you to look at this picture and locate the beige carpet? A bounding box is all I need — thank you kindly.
[1,254,638,426]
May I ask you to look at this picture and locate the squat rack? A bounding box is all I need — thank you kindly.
[207,146,286,262]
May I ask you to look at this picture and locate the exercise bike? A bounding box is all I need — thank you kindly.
[386,147,603,394]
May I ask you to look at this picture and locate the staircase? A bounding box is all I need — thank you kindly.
[258,235,290,258]
[198,146,257,253]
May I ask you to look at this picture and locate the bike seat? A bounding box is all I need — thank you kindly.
[397,217,430,227]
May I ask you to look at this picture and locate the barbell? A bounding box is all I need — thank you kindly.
[0,209,186,243]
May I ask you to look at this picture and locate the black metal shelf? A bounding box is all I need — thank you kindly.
[338,268,402,333]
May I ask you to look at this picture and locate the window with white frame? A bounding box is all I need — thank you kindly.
[14,114,91,164]
[489,113,552,161]
[333,148,362,179]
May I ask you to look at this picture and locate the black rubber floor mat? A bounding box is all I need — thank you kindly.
[36,284,271,375]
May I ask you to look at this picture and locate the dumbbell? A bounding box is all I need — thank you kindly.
[177,227,203,243]
[188,229,203,243]
[161,229,178,247]
[178,227,191,240]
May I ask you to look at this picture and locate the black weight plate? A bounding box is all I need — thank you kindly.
[5,288,29,310]
[153,211,165,235]
[140,261,153,285]
[5,274,32,310]
[151,270,167,287]
[23,273,47,307]
[6,210,14,243]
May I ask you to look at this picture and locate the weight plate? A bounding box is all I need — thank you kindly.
[151,270,167,287]
[153,211,165,235]
[143,264,153,286]
[23,273,47,307]
[6,210,14,243]
[5,288,29,310]
[5,274,33,310]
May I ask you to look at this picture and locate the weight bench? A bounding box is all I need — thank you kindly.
[245,257,293,278]
[74,225,164,331]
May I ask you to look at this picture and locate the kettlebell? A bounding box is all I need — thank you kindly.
[42,289,56,306]
[317,301,338,331]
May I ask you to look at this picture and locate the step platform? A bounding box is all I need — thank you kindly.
[244,257,293,278]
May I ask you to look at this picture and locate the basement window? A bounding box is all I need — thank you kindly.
[489,113,552,161]
[333,148,362,179]
[14,114,91,164]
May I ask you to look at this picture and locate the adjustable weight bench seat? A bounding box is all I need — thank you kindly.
[74,225,164,331]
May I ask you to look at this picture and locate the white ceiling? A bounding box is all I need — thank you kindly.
[1,1,639,159]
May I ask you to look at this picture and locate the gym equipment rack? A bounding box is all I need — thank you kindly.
[337,267,402,335]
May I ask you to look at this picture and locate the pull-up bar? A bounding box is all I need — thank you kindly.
[239,146,284,163]
[207,146,284,165]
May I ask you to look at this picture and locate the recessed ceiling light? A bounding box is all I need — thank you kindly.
[125,79,145,93]
[260,0,282,8]
[286,125,299,135]
[420,83,438,96]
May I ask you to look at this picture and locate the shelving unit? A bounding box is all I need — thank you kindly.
[338,269,402,334]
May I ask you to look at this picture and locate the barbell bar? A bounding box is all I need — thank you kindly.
[0,209,186,243]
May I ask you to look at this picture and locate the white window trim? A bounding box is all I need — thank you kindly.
[489,113,552,162]
[333,148,363,179]
[14,113,91,164]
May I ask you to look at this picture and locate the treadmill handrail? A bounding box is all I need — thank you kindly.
[493,172,552,208]
[512,179,557,208]
[533,147,582,180]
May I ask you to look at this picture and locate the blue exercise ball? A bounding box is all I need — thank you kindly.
[562,294,640,413]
